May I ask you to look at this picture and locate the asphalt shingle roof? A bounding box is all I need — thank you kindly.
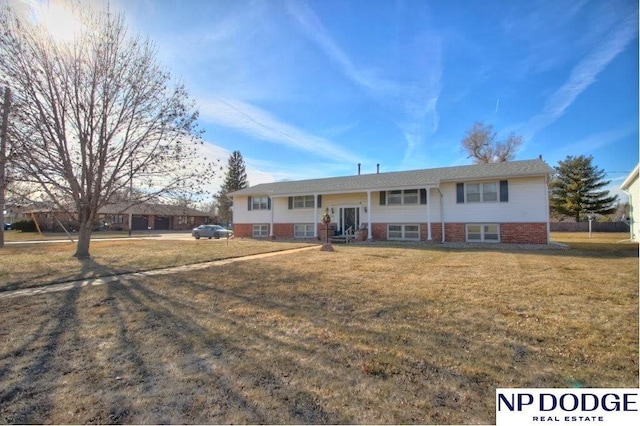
[230,159,554,197]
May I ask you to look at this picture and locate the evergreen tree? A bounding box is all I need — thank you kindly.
[550,155,618,221]
[216,151,248,224]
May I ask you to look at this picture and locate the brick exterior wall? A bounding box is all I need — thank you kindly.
[233,223,254,238]
[500,222,548,244]
[272,223,294,239]
[444,223,466,242]
[236,221,548,244]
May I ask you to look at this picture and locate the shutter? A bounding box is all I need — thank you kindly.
[420,188,427,205]
[500,180,509,202]
[456,183,465,203]
[267,197,271,210]
[247,196,252,211]
[379,191,386,205]
[317,195,322,208]
[288,197,293,209]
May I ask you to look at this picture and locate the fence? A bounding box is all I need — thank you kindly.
[550,222,630,232]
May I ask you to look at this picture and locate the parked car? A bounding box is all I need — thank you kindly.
[3,222,10,230]
[192,224,233,240]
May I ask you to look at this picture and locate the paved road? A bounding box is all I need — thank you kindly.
[3,231,209,244]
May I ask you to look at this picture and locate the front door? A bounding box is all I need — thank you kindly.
[340,207,359,234]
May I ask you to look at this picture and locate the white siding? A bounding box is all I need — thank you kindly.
[626,174,639,241]
[441,176,548,223]
[232,196,272,224]
[273,197,319,223]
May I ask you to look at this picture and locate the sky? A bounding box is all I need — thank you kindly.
[14,0,640,199]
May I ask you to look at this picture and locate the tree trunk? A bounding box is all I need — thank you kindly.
[74,215,93,259]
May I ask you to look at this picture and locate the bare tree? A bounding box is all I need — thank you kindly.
[0,4,217,257]
[461,121,522,163]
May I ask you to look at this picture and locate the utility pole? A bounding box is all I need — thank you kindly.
[0,87,11,248]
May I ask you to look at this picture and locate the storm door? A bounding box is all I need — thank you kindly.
[339,207,360,234]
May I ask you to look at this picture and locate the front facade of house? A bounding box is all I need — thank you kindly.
[230,159,553,244]
[621,164,639,241]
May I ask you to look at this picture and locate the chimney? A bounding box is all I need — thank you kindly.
[377,163,380,174]
[358,163,361,175]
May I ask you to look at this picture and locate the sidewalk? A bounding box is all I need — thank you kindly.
[0,245,319,300]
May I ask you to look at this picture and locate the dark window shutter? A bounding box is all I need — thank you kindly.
[500,180,509,202]
[288,197,293,209]
[420,188,427,205]
[267,197,271,210]
[456,183,464,203]
[247,196,252,211]
[379,191,386,205]
[317,195,322,208]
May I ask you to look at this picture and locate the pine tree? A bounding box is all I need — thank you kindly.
[550,155,618,222]
[216,151,248,225]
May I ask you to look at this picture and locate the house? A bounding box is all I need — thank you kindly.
[15,202,211,232]
[229,158,554,244]
[621,163,639,241]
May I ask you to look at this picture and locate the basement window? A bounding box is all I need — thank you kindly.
[294,224,314,238]
[253,224,269,238]
[388,224,420,241]
[466,224,499,242]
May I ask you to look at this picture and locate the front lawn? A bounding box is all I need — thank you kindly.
[0,233,637,423]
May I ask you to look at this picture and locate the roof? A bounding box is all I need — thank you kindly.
[22,202,210,217]
[98,202,210,216]
[620,164,639,190]
[230,158,554,197]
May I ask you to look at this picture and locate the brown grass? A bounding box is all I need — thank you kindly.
[0,233,637,424]
[0,239,315,292]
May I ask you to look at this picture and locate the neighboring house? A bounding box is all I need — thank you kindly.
[229,158,554,244]
[621,163,639,241]
[16,202,211,232]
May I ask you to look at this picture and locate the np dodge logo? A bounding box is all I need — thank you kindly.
[496,389,639,425]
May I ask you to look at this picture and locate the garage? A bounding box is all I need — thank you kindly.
[154,216,171,230]
[131,215,148,230]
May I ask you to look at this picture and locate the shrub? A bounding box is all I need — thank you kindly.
[10,219,38,232]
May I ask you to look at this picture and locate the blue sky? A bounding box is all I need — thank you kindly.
[34,0,640,197]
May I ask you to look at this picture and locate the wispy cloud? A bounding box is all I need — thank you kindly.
[522,7,637,139]
[285,0,442,165]
[548,123,637,162]
[198,97,359,164]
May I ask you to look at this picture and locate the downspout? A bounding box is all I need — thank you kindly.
[426,187,432,240]
[367,190,372,240]
[544,175,551,244]
[436,187,445,242]
[269,196,274,238]
[313,193,319,238]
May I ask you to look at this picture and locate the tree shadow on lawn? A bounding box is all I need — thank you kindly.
[1,257,635,424]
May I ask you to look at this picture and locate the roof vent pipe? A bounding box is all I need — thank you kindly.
[358,163,361,175]
[377,163,380,174]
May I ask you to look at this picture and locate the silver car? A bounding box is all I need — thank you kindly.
[192,224,234,239]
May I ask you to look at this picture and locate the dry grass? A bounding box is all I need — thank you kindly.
[0,233,637,424]
[0,239,315,291]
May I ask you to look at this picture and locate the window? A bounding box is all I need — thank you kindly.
[294,224,314,238]
[111,215,124,224]
[291,195,315,209]
[466,224,499,242]
[251,196,270,210]
[253,224,269,237]
[466,182,499,202]
[460,181,507,203]
[387,224,420,241]
[386,189,419,205]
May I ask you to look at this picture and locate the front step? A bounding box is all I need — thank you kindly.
[329,235,352,244]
